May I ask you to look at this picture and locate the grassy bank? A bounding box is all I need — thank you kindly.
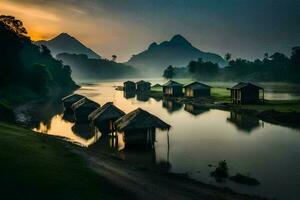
[0,122,134,200]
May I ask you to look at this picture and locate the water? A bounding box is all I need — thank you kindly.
[19,81,300,200]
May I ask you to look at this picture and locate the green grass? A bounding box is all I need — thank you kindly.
[0,122,134,200]
[211,87,231,103]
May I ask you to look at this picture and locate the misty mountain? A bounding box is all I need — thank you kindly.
[57,53,138,80]
[126,34,226,75]
[36,33,101,59]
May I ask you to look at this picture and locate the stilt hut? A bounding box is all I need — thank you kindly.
[62,94,85,113]
[184,82,211,97]
[136,80,151,93]
[114,108,171,149]
[72,98,100,123]
[228,82,264,104]
[123,81,136,92]
[162,80,183,97]
[89,102,125,134]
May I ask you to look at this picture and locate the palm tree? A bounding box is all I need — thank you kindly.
[112,55,117,62]
[224,53,232,62]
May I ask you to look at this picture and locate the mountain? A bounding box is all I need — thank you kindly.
[35,33,101,59]
[56,53,138,80]
[125,34,226,75]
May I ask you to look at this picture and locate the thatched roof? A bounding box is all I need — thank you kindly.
[88,102,125,122]
[152,84,162,88]
[114,108,171,131]
[230,82,263,90]
[62,94,85,103]
[72,98,100,110]
[184,82,211,89]
[136,80,151,86]
[163,80,183,87]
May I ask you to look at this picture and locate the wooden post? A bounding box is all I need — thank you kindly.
[167,129,170,163]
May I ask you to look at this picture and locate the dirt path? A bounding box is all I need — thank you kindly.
[71,147,266,200]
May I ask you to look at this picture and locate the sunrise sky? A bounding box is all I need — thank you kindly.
[0,0,299,62]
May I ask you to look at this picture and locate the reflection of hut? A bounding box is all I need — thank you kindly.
[228,82,264,104]
[123,81,136,91]
[89,102,125,134]
[71,123,98,140]
[115,108,170,149]
[162,80,183,97]
[162,98,183,113]
[123,90,135,99]
[62,94,85,113]
[184,82,211,97]
[184,104,209,116]
[72,98,100,123]
[227,111,261,133]
[136,80,151,93]
[137,93,150,102]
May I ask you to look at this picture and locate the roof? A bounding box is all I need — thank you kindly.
[124,81,135,84]
[136,80,151,85]
[163,80,183,87]
[72,98,100,110]
[230,82,263,90]
[62,94,85,103]
[152,84,162,88]
[88,102,125,122]
[184,82,211,89]
[114,108,171,131]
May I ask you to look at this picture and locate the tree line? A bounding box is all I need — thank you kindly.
[0,15,77,103]
[163,48,300,82]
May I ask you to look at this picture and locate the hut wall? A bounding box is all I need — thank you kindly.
[137,84,151,92]
[124,128,155,148]
[74,107,97,123]
[164,86,183,97]
[241,88,259,104]
[124,82,136,91]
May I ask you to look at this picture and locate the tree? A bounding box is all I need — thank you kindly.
[0,15,29,40]
[162,65,174,79]
[224,53,232,62]
[112,55,117,62]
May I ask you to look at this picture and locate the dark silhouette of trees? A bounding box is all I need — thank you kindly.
[163,65,175,79]
[112,55,117,62]
[187,58,219,80]
[225,53,232,62]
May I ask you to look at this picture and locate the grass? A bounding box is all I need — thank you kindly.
[0,122,135,200]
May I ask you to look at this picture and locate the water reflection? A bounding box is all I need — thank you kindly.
[184,104,209,116]
[162,98,183,113]
[136,93,150,102]
[123,90,135,99]
[227,111,263,133]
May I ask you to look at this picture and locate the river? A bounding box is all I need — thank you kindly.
[17,80,300,200]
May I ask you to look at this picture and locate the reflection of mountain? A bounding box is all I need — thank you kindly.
[126,34,225,75]
[162,98,183,113]
[184,104,209,116]
[227,112,262,133]
[36,33,101,59]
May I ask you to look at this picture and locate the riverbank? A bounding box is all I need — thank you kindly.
[0,121,135,200]
[144,87,300,129]
[0,121,267,200]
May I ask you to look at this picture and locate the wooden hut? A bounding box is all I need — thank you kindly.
[162,80,183,97]
[123,81,136,92]
[114,108,170,148]
[228,82,264,104]
[62,94,85,113]
[72,98,100,123]
[184,82,211,97]
[89,102,125,133]
[136,80,151,93]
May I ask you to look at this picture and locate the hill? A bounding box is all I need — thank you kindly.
[36,33,101,59]
[126,34,226,75]
[57,53,138,80]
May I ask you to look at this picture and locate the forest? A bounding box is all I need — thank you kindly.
[163,49,300,82]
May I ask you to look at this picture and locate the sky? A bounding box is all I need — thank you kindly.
[0,0,299,62]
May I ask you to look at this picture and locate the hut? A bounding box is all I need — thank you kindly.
[89,102,125,133]
[228,82,264,104]
[136,80,151,93]
[123,81,136,92]
[72,98,100,123]
[62,94,85,113]
[184,82,211,97]
[162,80,183,97]
[114,108,170,148]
